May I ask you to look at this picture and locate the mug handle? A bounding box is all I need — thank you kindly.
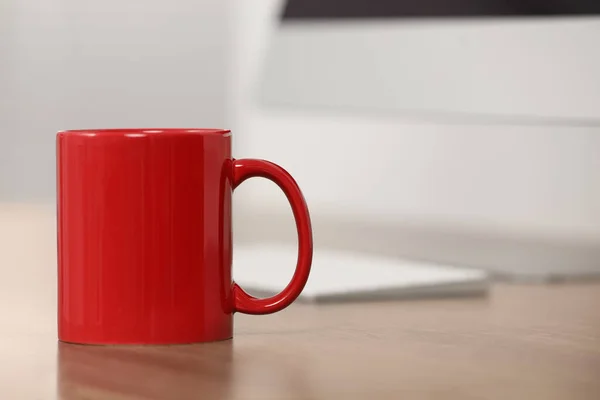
[231,159,313,314]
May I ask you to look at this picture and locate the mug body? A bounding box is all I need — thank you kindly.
[57,129,234,344]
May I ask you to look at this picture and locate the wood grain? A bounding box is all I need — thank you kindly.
[1,205,600,399]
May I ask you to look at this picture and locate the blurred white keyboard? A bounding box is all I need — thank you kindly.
[233,244,488,303]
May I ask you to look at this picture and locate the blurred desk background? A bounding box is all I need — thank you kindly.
[3,0,600,278]
[1,205,599,399]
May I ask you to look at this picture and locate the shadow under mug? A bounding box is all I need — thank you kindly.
[56,128,312,344]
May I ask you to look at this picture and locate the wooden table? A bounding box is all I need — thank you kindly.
[1,205,600,399]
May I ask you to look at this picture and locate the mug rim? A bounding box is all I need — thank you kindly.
[57,128,231,137]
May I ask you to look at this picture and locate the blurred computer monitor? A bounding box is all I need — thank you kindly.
[259,0,600,121]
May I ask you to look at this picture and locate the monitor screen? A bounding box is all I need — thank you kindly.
[282,0,600,19]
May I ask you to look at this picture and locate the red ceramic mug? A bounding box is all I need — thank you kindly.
[56,128,312,344]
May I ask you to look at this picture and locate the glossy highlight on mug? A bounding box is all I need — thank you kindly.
[58,128,231,136]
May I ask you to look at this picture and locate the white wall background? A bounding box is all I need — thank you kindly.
[2,0,599,259]
[231,0,600,246]
[0,0,230,201]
